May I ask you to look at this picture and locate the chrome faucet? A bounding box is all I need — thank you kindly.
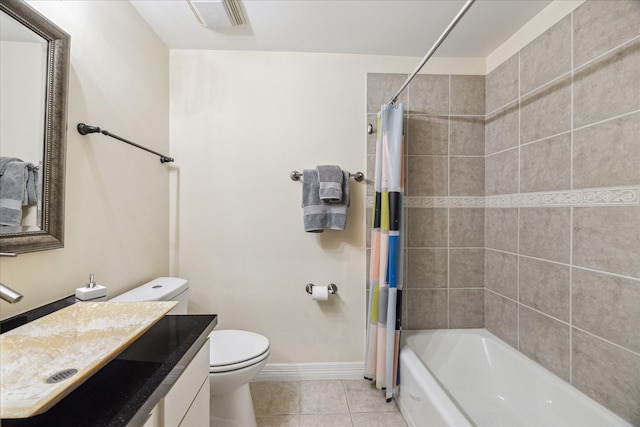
[0,283,23,304]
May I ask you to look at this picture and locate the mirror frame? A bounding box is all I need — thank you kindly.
[0,0,69,254]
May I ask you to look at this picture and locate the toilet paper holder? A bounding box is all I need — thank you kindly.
[305,283,338,295]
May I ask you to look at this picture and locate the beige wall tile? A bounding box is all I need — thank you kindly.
[451,157,485,196]
[366,156,375,197]
[450,248,484,288]
[486,54,518,113]
[573,0,640,67]
[451,75,485,115]
[367,73,407,113]
[485,290,518,348]
[406,248,447,289]
[520,15,571,94]
[520,134,571,193]
[485,249,517,300]
[573,206,640,278]
[519,207,571,264]
[407,156,448,196]
[520,76,571,144]
[573,112,640,189]
[573,39,640,128]
[405,289,448,329]
[572,268,640,354]
[485,208,518,253]
[485,102,519,155]
[519,257,570,322]
[450,116,484,156]
[450,208,485,247]
[449,289,484,328]
[485,148,518,196]
[519,306,570,381]
[572,329,640,425]
[406,208,448,248]
[366,114,377,155]
[406,116,448,155]
[407,74,449,115]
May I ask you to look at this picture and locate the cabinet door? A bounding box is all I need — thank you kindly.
[141,403,160,427]
[164,339,210,427]
[179,379,210,427]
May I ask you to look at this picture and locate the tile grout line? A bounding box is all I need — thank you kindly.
[484,34,638,119]
[516,50,521,351]
[446,74,451,329]
[569,9,575,385]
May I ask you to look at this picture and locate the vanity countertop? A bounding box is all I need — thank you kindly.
[1,301,178,419]
[1,305,217,426]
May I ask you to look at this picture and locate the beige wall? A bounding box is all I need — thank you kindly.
[0,1,170,320]
[169,51,485,363]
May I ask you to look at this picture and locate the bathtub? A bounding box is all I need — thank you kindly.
[397,329,631,427]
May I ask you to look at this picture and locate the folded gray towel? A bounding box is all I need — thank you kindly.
[302,169,350,232]
[0,157,38,227]
[316,165,343,203]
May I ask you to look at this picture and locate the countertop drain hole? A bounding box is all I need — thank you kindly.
[46,368,78,383]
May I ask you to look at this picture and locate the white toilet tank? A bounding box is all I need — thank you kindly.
[110,277,189,314]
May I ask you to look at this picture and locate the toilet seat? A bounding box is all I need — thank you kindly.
[209,329,270,374]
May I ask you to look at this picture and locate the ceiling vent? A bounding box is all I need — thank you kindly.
[187,0,245,28]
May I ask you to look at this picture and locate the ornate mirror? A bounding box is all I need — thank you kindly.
[0,0,69,254]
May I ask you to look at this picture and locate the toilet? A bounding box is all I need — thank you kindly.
[110,277,269,427]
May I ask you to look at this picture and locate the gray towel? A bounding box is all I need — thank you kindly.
[0,157,38,227]
[316,165,343,202]
[302,169,350,232]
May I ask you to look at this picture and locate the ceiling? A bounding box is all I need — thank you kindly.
[130,0,553,58]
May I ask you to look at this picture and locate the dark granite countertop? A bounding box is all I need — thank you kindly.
[1,297,217,427]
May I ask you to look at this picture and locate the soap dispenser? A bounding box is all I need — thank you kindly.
[75,273,107,302]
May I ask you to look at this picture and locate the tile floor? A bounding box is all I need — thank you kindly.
[250,380,408,427]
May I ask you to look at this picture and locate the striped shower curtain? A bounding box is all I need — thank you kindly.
[364,102,404,401]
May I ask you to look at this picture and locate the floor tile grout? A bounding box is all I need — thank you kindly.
[251,379,408,427]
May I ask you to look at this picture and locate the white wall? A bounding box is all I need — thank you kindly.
[169,51,481,363]
[0,1,170,320]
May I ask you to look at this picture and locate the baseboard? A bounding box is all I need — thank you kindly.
[254,362,365,382]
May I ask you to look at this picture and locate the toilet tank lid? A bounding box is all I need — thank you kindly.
[110,277,189,302]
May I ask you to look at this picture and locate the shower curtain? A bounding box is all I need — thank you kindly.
[364,102,404,401]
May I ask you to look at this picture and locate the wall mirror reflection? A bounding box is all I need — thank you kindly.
[0,0,69,254]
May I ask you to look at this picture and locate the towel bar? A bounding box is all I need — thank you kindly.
[290,171,364,182]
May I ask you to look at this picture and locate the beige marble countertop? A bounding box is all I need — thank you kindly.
[0,301,177,419]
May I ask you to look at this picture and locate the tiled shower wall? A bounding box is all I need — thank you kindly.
[484,1,639,423]
[366,73,486,330]
[366,1,639,423]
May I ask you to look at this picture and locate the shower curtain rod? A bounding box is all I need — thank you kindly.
[389,0,476,105]
[77,123,174,164]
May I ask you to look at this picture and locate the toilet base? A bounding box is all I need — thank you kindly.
[210,383,257,427]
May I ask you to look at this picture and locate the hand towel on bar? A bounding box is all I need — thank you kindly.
[302,169,350,232]
[316,165,343,202]
[0,157,38,227]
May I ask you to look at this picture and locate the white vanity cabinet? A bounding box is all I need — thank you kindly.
[143,339,210,427]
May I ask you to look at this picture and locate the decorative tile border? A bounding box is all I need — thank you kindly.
[486,186,640,208]
[365,186,639,208]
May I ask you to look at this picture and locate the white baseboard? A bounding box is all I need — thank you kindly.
[254,362,365,382]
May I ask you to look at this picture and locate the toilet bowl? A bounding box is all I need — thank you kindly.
[208,329,270,427]
[110,277,269,426]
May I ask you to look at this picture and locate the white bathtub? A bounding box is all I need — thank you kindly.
[397,329,631,427]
